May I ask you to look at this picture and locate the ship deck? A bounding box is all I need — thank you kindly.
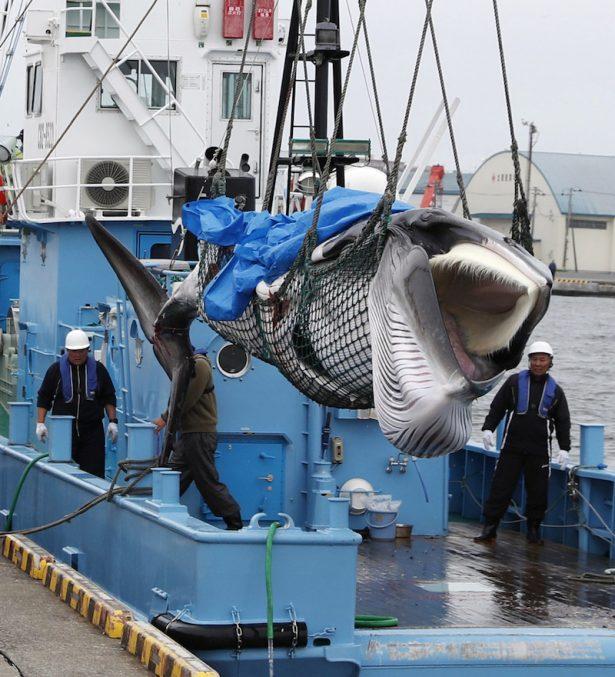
[356,520,615,629]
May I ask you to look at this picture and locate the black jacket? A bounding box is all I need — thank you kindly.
[482,372,571,456]
[37,361,116,427]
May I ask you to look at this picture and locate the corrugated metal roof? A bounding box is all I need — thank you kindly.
[520,151,615,217]
[410,168,473,195]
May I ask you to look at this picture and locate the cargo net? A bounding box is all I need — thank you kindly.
[197,219,385,410]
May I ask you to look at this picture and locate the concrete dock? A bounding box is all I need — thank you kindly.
[0,557,147,677]
[554,270,615,297]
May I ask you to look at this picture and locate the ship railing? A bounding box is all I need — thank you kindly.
[0,154,172,222]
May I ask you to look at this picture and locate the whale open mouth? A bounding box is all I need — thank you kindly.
[429,243,541,385]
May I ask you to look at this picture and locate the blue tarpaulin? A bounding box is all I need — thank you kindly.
[182,187,410,321]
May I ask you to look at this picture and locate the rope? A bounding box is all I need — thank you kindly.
[0,480,151,537]
[359,0,435,245]
[276,0,369,295]
[492,0,533,254]
[262,0,313,211]
[165,0,173,175]
[4,0,160,216]
[425,0,470,219]
[0,0,32,51]
[211,0,258,198]
[295,0,321,188]
[344,0,389,173]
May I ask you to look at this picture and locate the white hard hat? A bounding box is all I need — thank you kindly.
[527,340,553,357]
[65,329,90,350]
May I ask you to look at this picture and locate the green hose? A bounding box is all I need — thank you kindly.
[354,615,399,628]
[265,521,280,641]
[5,453,49,531]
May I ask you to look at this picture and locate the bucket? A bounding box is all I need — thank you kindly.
[395,523,413,540]
[366,509,398,541]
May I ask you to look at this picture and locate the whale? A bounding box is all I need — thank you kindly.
[86,206,552,458]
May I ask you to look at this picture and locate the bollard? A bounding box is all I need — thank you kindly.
[125,423,157,489]
[8,402,32,445]
[580,424,605,467]
[328,497,350,529]
[146,469,187,523]
[48,415,73,463]
[126,423,157,460]
[306,460,336,530]
[156,470,181,505]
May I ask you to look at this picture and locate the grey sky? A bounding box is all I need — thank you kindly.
[2,1,613,174]
[340,0,615,172]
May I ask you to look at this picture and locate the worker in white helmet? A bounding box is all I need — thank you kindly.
[35,329,118,478]
[474,340,571,545]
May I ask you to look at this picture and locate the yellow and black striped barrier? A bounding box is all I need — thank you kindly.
[1,534,218,677]
[42,558,133,638]
[122,620,218,677]
[2,533,54,580]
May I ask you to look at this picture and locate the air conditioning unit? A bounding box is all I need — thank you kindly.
[80,159,152,213]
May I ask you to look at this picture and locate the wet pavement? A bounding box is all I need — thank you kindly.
[0,557,147,677]
[356,520,615,629]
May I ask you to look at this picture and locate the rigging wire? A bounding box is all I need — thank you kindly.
[166,0,173,175]
[343,0,388,172]
[424,0,470,219]
[492,0,533,253]
[262,0,313,211]
[212,0,259,195]
[4,0,161,217]
[278,0,369,283]
[0,0,32,51]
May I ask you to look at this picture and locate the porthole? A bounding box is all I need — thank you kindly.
[216,343,250,378]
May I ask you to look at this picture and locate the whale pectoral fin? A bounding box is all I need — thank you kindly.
[85,214,168,344]
[159,358,193,466]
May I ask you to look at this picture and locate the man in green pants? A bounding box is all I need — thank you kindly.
[153,350,243,530]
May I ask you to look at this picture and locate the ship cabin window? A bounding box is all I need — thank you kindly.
[100,60,177,111]
[222,73,252,120]
[26,63,43,116]
[95,2,120,39]
[65,1,120,38]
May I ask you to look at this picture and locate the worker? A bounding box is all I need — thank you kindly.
[474,341,571,545]
[36,329,118,478]
[153,349,243,530]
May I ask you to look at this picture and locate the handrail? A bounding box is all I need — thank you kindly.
[1,154,173,221]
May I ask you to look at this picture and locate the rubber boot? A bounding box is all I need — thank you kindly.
[473,522,498,543]
[223,512,243,531]
[526,520,543,545]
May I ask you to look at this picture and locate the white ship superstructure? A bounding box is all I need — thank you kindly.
[0,0,290,222]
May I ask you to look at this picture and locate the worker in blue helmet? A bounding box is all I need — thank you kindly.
[474,341,571,545]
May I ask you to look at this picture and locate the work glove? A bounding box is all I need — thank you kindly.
[556,450,570,467]
[107,422,119,443]
[483,430,495,451]
[36,423,48,442]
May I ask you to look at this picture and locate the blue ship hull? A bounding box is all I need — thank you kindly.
[2,218,615,674]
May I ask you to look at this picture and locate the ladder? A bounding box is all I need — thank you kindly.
[81,40,187,170]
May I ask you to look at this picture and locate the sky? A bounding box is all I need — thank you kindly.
[2,1,614,174]
[339,0,615,172]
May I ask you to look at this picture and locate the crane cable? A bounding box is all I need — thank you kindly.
[492,0,533,254]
